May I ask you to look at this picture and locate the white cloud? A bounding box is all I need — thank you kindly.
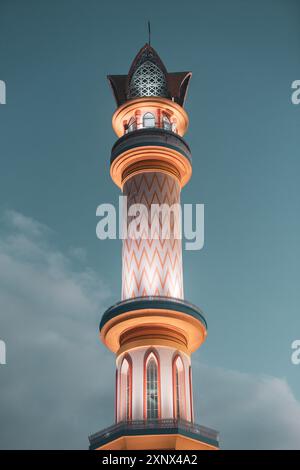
[0,210,115,449]
[193,362,300,449]
[2,210,51,238]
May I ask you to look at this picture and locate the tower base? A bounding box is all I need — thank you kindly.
[89,419,219,450]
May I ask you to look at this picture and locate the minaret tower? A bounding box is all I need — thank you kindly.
[89,44,219,451]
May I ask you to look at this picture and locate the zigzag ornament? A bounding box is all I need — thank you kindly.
[122,172,184,300]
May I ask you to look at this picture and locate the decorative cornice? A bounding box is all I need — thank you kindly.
[110,129,192,189]
[100,296,207,354]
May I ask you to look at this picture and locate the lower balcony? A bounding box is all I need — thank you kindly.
[89,419,219,450]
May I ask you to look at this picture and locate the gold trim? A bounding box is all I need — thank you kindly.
[110,145,192,189]
[117,325,189,356]
[120,324,187,347]
[100,308,207,354]
[95,433,218,450]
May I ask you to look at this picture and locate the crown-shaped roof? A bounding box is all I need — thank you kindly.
[107,44,191,108]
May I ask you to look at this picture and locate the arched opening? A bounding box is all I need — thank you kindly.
[173,355,186,420]
[119,356,132,422]
[143,112,155,128]
[115,369,118,423]
[189,366,194,422]
[162,113,172,131]
[127,116,137,133]
[144,350,160,419]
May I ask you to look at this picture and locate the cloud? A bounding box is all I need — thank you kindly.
[193,362,300,450]
[2,210,51,238]
[0,210,115,449]
[0,210,299,449]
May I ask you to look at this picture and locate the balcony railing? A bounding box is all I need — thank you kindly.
[110,127,192,165]
[100,296,207,332]
[89,418,219,449]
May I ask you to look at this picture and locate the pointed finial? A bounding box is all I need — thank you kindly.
[148,20,151,46]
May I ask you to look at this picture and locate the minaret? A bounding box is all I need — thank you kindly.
[89,44,219,450]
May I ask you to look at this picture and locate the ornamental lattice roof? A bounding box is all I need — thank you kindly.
[107,44,191,108]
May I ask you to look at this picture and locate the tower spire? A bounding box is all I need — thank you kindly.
[147,20,151,46]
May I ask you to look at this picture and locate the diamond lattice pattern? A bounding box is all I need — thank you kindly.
[129,61,168,98]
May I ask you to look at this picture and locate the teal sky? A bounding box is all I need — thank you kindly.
[0,0,300,449]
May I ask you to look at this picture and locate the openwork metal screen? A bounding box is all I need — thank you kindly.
[129,61,167,98]
[146,355,159,419]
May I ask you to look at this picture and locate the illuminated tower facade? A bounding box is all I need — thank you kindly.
[89,44,219,450]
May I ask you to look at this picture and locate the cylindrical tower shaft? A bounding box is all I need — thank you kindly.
[122,171,183,299]
[89,43,219,451]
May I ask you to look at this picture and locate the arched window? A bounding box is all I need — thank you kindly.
[144,350,160,419]
[162,114,172,131]
[120,356,132,421]
[143,112,155,128]
[189,366,194,422]
[127,117,137,133]
[115,369,118,423]
[173,355,185,420]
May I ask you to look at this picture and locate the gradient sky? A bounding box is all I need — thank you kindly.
[0,0,300,449]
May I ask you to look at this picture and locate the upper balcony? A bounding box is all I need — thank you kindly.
[111,97,189,139]
[124,110,176,134]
